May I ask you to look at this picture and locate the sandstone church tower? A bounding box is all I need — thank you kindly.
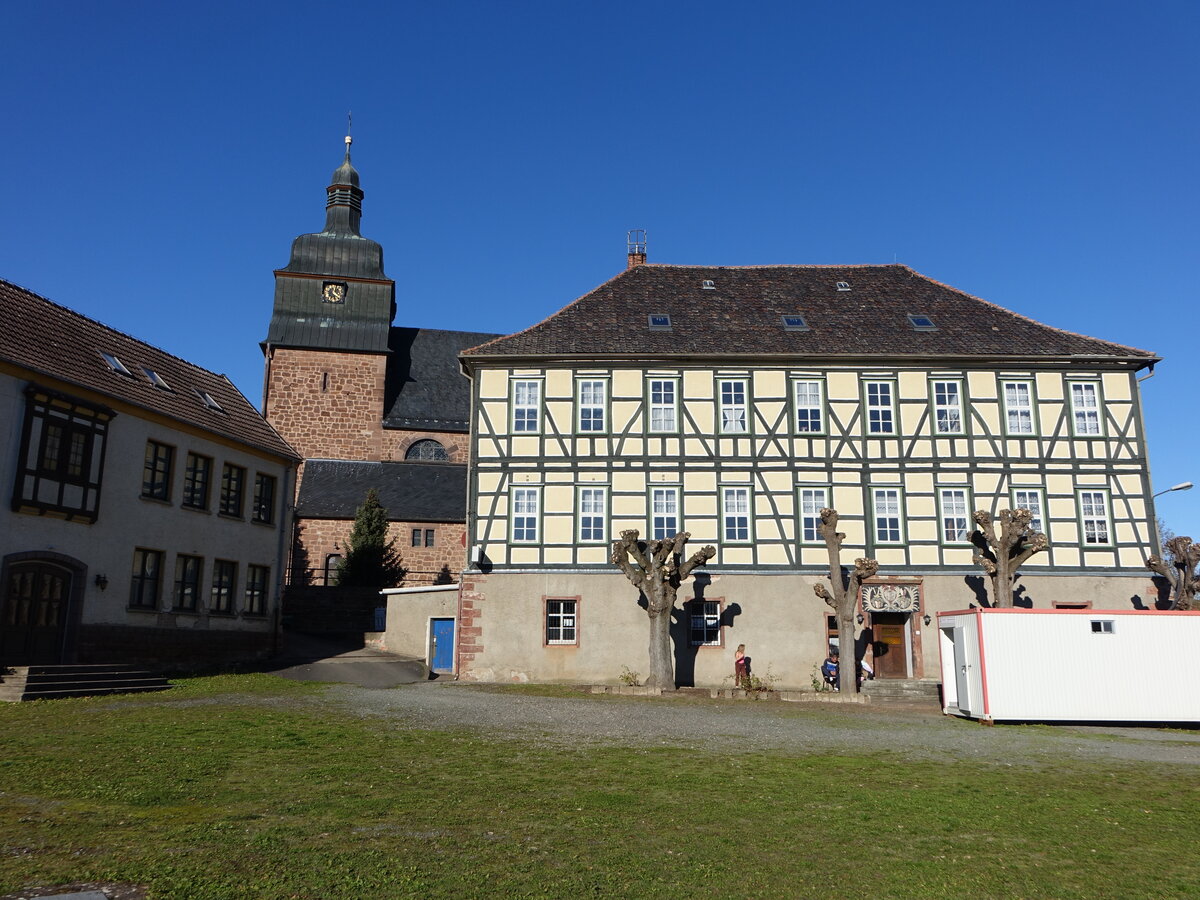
[262,137,496,586]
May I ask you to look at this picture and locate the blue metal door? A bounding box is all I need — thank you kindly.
[430,618,455,673]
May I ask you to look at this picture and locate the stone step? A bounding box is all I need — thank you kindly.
[0,665,172,702]
[862,679,941,703]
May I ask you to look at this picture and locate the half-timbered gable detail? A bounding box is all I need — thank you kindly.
[458,262,1162,689]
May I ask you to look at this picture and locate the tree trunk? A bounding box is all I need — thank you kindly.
[645,601,674,689]
[838,608,856,693]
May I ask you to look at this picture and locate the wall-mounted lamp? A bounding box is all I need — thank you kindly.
[856,613,865,625]
[94,574,108,591]
[923,614,932,626]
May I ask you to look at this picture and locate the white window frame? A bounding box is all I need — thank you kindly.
[576,379,606,434]
[578,486,607,544]
[864,381,896,435]
[545,597,578,645]
[1069,382,1102,436]
[718,379,748,434]
[647,379,678,433]
[938,488,972,544]
[931,380,964,435]
[650,487,680,540]
[510,487,540,543]
[1011,488,1046,536]
[1078,489,1112,546]
[511,380,541,434]
[798,487,828,543]
[1002,380,1035,435]
[872,487,904,544]
[689,598,722,647]
[722,486,751,543]
[793,379,825,434]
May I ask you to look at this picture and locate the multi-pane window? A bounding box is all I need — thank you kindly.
[722,487,751,542]
[411,528,421,547]
[651,488,679,540]
[719,380,748,434]
[689,599,721,646]
[1079,491,1111,545]
[129,549,162,609]
[794,380,824,433]
[244,564,269,616]
[1070,382,1102,435]
[173,554,202,611]
[211,560,237,614]
[252,473,276,524]
[425,529,435,547]
[939,489,971,543]
[512,381,541,433]
[577,380,606,433]
[411,528,433,548]
[324,554,342,586]
[220,464,245,517]
[798,488,828,542]
[873,488,903,543]
[405,439,448,461]
[1003,381,1034,435]
[183,453,212,509]
[1012,489,1046,534]
[40,423,90,482]
[546,598,577,645]
[932,381,963,434]
[648,379,677,432]
[865,382,895,434]
[511,488,539,542]
[142,440,173,500]
[15,387,110,523]
[579,487,606,543]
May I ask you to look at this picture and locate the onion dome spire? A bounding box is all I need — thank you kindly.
[325,131,363,235]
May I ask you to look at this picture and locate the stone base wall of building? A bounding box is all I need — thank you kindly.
[294,518,466,586]
[282,585,383,634]
[458,569,1158,690]
[77,623,275,671]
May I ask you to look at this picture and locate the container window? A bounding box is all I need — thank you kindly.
[1090,620,1114,634]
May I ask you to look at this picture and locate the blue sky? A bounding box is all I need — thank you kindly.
[3,1,1197,533]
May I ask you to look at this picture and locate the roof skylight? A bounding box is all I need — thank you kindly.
[99,352,133,376]
[142,367,171,390]
[781,314,810,331]
[835,281,851,291]
[648,313,672,330]
[701,280,716,290]
[907,314,937,331]
[195,389,225,413]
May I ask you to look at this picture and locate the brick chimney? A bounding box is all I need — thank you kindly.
[626,229,647,268]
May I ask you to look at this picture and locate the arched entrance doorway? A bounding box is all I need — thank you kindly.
[1,557,81,666]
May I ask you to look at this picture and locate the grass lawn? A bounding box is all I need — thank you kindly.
[0,675,1196,899]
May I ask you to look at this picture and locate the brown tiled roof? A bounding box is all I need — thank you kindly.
[0,279,298,461]
[462,264,1157,364]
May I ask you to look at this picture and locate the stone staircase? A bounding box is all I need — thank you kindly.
[861,678,942,705]
[0,665,172,702]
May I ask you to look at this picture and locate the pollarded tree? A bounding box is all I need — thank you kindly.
[813,508,879,694]
[612,529,715,690]
[970,508,1047,608]
[1146,536,1200,610]
[336,488,408,589]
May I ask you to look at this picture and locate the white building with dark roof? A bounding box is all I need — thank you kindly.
[1,279,299,669]
[455,246,1166,690]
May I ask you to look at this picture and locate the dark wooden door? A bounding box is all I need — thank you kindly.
[1,563,70,666]
[871,612,909,679]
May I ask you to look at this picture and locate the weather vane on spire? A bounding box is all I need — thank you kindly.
[345,111,353,153]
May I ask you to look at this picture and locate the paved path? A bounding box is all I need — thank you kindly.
[262,632,428,688]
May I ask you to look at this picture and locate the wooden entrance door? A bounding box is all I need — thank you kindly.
[1,562,71,666]
[870,612,910,679]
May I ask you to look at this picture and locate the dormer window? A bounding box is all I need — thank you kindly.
[836,281,851,291]
[648,314,672,330]
[100,352,132,376]
[195,389,225,413]
[782,314,810,331]
[908,314,937,331]
[142,367,171,391]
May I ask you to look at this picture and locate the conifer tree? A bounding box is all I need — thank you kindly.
[336,488,407,589]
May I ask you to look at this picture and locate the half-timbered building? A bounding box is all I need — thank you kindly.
[457,250,1162,689]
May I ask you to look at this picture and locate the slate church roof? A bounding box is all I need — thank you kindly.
[384,327,500,433]
[462,264,1157,366]
[296,460,467,522]
[0,279,298,460]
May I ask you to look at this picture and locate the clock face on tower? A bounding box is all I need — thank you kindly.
[322,282,347,304]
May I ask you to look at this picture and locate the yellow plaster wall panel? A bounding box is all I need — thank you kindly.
[613,472,649,493]
[687,519,719,543]
[543,547,574,565]
[905,473,934,494]
[1074,473,1108,486]
[1083,551,1115,568]
[543,485,573,510]
[898,371,926,397]
[826,371,858,397]
[719,547,755,566]
[480,401,509,432]
[828,490,864,516]
[1045,475,1074,495]
[611,497,645,518]
[941,547,976,567]
[753,370,787,397]
[1055,546,1080,568]
[478,369,509,398]
[968,372,996,397]
[688,496,718,517]
[683,370,713,398]
[542,521,575,545]
[510,547,541,566]
[545,399,572,427]
[510,470,542,484]
[684,438,711,456]
[1036,373,1064,401]
[1103,373,1133,402]
[757,545,791,565]
[611,370,643,397]
[1114,523,1140,545]
[476,472,505,494]
[909,544,940,566]
[760,471,793,493]
[1118,548,1147,568]
[577,546,609,565]
[541,440,566,458]
[876,548,908,567]
[1050,442,1073,460]
[545,369,572,397]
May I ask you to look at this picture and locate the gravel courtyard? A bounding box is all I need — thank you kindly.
[278,681,1200,767]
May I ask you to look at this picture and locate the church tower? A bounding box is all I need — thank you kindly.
[261,135,395,462]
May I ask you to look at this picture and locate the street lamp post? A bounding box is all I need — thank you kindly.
[1151,482,1193,551]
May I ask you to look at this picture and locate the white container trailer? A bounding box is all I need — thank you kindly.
[938,608,1200,724]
